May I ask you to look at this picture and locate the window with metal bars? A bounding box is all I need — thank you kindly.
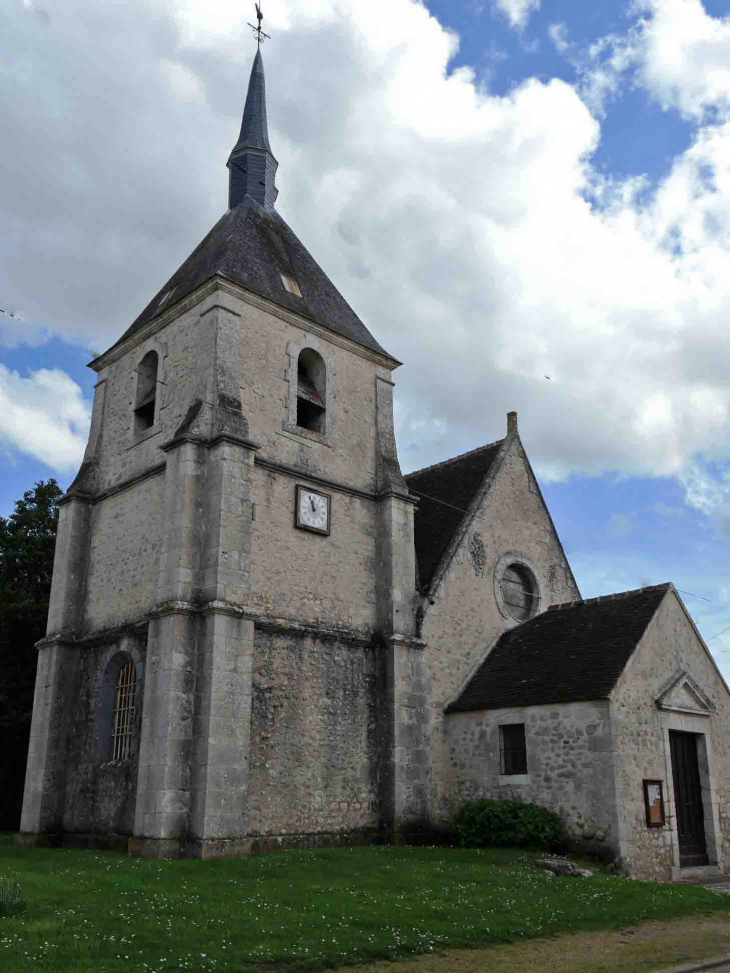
[111,661,136,761]
[499,723,527,776]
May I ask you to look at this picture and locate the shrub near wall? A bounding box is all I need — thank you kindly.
[452,799,565,850]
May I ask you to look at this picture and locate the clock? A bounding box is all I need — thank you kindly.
[295,485,331,535]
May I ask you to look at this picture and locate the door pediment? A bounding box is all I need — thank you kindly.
[656,670,715,716]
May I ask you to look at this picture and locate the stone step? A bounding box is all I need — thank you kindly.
[672,864,723,883]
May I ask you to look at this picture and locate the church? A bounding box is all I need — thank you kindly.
[19,40,730,882]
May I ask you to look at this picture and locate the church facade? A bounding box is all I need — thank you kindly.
[19,48,730,880]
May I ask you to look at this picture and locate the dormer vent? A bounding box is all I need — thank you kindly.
[281,274,301,297]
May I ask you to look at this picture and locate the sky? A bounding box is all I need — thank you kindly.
[3,0,730,673]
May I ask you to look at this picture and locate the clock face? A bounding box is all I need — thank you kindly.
[295,486,330,535]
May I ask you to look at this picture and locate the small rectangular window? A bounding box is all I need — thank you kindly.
[500,723,527,776]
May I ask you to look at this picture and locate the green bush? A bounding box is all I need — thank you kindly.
[0,878,26,917]
[452,798,564,850]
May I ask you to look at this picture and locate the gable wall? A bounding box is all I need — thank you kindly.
[611,592,730,879]
[421,440,580,821]
[446,700,618,856]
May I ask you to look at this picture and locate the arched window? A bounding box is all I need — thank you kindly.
[134,351,158,433]
[500,563,538,622]
[111,660,137,761]
[296,348,326,433]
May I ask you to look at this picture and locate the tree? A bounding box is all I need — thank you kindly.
[0,479,64,831]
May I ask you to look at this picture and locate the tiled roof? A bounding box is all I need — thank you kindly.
[405,441,503,591]
[109,199,392,358]
[446,583,672,713]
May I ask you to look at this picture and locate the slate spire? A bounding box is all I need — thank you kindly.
[227,48,279,210]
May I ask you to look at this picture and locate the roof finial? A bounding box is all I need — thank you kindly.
[248,3,270,48]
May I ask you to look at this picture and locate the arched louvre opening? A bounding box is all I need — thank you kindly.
[134,351,158,433]
[296,348,326,433]
[500,563,538,622]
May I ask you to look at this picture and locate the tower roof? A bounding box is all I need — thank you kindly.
[100,40,395,363]
[109,198,393,358]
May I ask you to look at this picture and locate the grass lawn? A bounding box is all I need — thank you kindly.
[1,834,729,972]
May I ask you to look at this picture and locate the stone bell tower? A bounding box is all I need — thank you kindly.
[19,24,429,857]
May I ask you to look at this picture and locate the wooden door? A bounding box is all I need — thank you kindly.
[669,731,708,868]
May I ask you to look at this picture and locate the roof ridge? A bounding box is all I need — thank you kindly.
[547,582,673,612]
[404,438,504,481]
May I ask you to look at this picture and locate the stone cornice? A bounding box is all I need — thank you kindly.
[381,633,426,649]
[89,275,401,372]
[200,601,374,645]
[208,433,262,452]
[147,600,198,619]
[57,491,95,509]
[160,432,262,454]
[60,462,167,508]
[37,619,149,651]
[41,607,380,649]
[255,455,378,502]
[377,488,418,505]
[251,612,374,646]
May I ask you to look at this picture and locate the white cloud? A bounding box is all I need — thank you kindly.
[548,23,569,54]
[5,0,730,495]
[492,0,540,31]
[633,0,730,121]
[570,0,730,120]
[159,59,207,105]
[0,366,90,473]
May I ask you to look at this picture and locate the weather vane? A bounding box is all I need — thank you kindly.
[248,3,270,47]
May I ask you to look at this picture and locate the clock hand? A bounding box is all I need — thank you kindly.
[310,497,316,512]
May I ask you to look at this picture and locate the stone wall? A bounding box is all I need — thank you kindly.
[248,467,378,630]
[247,630,381,839]
[83,474,164,632]
[236,298,382,494]
[422,439,580,822]
[81,286,390,636]
[612,590,730,879]
[27,280,412,850]
[61,634,146,841]
[91,304,202,493]
[446,700,618,856]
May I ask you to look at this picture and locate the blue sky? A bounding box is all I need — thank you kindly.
[3,0,730,672]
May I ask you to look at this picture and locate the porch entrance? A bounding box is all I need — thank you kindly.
[669,730,708,868]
